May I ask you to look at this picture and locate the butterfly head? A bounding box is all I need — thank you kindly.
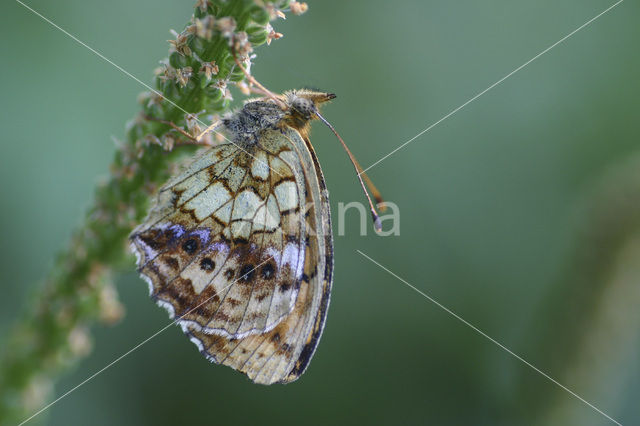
[281,89,336,134]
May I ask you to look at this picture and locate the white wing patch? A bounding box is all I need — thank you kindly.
[250,150,270,180]
[232,190,262,220]
[183,181,232,221]
[274,180,298,211]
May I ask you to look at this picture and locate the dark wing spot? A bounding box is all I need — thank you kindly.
[182,238,198,255]
[279,282,292,293]
[261,262,275,280]
[270,332,281,343]
[286,234,297,243]
[200,257,215,272]
[232,237,250,246]
[139,233,165,250]
[164,257,179,270]
[227,298,242,307]
[225,268,235,279]
[239,264,255,282]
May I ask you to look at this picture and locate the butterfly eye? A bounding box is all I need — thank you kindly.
[200,257,215,271]
[182,238,198,254]
[261,263,275,280]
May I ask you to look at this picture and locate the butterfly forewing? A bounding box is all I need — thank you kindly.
[130,136,307,339]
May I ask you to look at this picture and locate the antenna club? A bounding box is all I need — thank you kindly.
[373,216,383,233]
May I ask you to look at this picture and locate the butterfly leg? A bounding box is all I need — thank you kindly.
[195,119,222,144]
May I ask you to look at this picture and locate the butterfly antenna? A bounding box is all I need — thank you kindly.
[315,111,385,232]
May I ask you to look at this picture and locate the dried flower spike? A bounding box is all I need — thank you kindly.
[290,1,309,15]
[199,60,219,81]
[266,24,283,45]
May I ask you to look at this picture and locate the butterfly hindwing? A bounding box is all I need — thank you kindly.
[185,127,333,384]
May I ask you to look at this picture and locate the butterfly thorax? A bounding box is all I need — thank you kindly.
[222,101,285,146]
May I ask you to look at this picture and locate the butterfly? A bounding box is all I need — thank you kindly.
[130,89,382,384]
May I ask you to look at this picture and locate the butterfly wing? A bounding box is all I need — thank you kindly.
[130,139,308,339]
[186,127,334,384]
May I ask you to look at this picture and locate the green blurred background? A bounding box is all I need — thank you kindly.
[1,0,639,424]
